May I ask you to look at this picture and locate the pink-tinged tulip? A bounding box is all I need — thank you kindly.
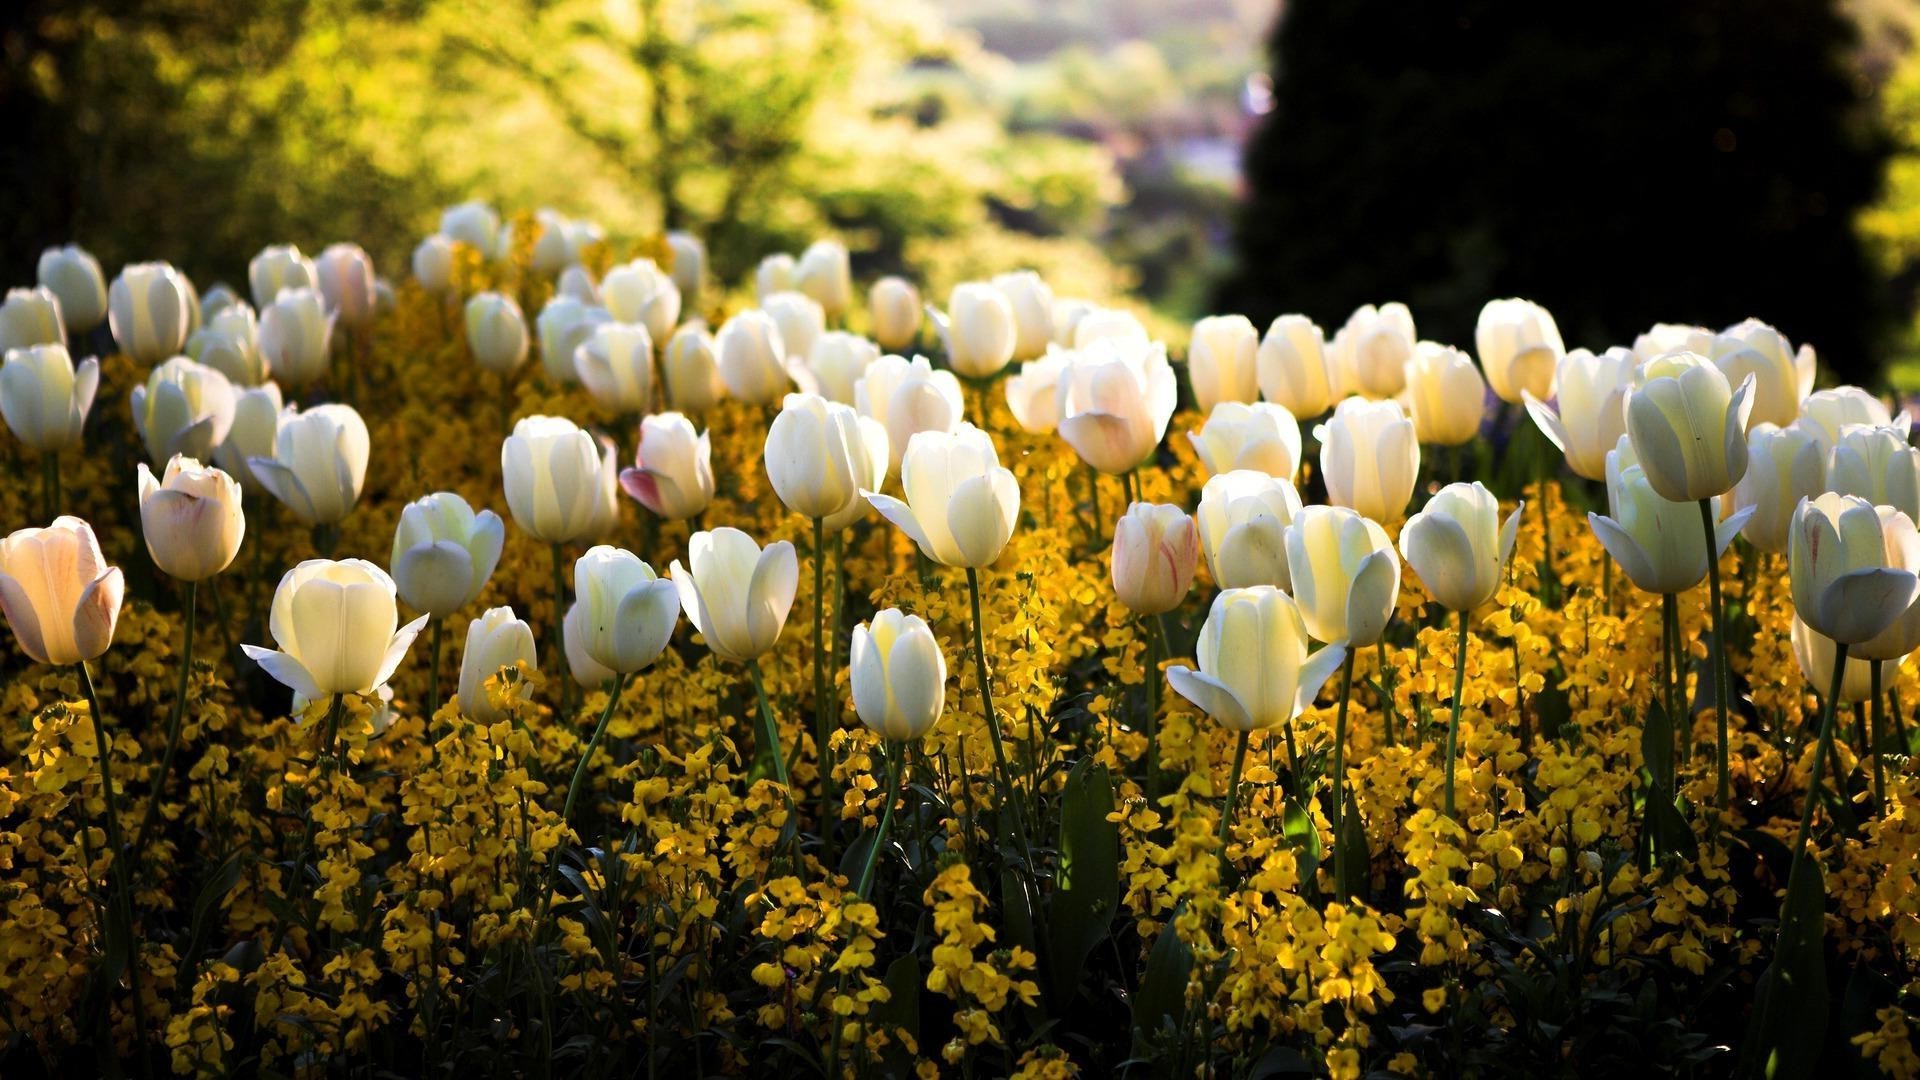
[1056,337,1178,475]
[620,412,714,521]
[0,516,124,666]
[1790,492,1920,645]
[137,456,244,582]
[1110,502,1200,615]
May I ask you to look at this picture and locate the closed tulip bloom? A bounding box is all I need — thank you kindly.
[1196,469,1304,589]
[670,527,798,662]
[37,245,107,333]
[1475,298,1564,404]
[466,292,529,376]
[1,344,98,453]
[456,607,537,723]
[441,200,500,253]
[562,601,618,689]
[1852,507,1920,662]
[199,284,243,322]
[763,291,825,366]
[806,331,880,405]
[108,262,193,363]
[581,433,622,542]
[869,276,921,352]
[260,287,336,388]
[1056,337,1179,475]
[602,259,681,344]
[1731,424,1825,553]
[1111,502,1200,615]
[716,309,791,405]
[661,322,724,412]
[756,253,797,302]
[189,303,265,386]
[250,403,370,527]
[1165,585,1347,732]
[1523,346,1635,480]
[389,491,505,617]
[1256,314,1334,418]
[1828,424,1920,522]
[1625,351,1754,502]
[1403,342,1487,446]
[1286,505,1401,647]
[795,239,853,320]
[137,456,244,581]
[765,392,875,520]
[574,546,680,673]
[1790,492,1920,644]
[248,245,318,310]
[537,297,611,384]
[1589,462,1748,595]
[665,231,705,306]
[412,234,457,295]
[866,424,1020,569]
[1792,386,1895,460]
[1189,400,1301,479]
[243,559,428,699]
[1321,396,1420,524]
[1399,482,1522,612]
[1073,307,1150,350]
[1188,315,1260,413]
[0,287,65,352]
[501,416,615,543]
[131,357,236,465]
[1711,317,1814,429]
[1791,615,1885,702]
[1052,298,1098,346]
[315,243,377,329]
[556,266,599,305]
[993,271,1055,362]
[574,322,655,412]
[1333,302,1416,399]
[620,412,714,521]
[851,609,947,740]
[213,383,284,493]
[0,516,124,666]
[1633,322,1713,363]
[944,282,1018,378]
[855,353,964,469]
[1004,350,1070,434]
[498,209,574,274]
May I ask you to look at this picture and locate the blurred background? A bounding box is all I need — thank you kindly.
[3,0,1918,384]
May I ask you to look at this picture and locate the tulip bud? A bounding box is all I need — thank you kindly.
[315,243,377,329]
[991,270,1054,362]
[108,262,193,363]
[1256,314,1334,419]
[867,424,1020,569]
[1320,396,1419,524]
[1710,317,1814,430]
[1111,502,1199,615]
[1791,614,1884,702]
[1052,298,1098,346]
[131,357,236,465]
[1523,346,1634,481]
[1166,585,1346,732]
[1285,504,1400,647]
[1399,482,1522,612]
[1476,297,1563,404]
[1827,424,1920,523]
[756,253,796,302]
[502,209,575,275]
[869,276,921,352]
[662,322,724,412]
[1189,401,1301,479]
[214,383,284,493]
[1792,386,1894,460]
[260,288,336,388]
[805,331,880,405]
[36,245,107,333]
[666,231,706,307]
[390,491,505,617]
[248,245,318,310]
[250,403,369,527]
[243,559,428,700]
[413,234,457,295]
[573,546,680,673]
[851,609,948,740]
[670,527,798,662]
[856,353,964,468]
[796,239,854,320]
[766,392,887,523]
[1056,337,1178,475]
[502,415,615,544]
[1004,351,1069,434]
[466,292,530,375]
[1196,469,1304,589]
[1730,424,1824,553]
[441,201,501,254]
[0,287,65,352]
[1333,302,1416,399]
[763,291,825,365]
[620,412,714,521]
[1187,315,1259,413]
[536,297,611,384]
[716,309,792,405]
[1402,342,1487,447]
[574,322,655,412]
[137,456,244,582]
[1790,491,1920,644]
[1588,458,1748,595]
[189,303,265,386]
[1,344,98,453]
[1072,307,1149,350]
[457,607,538,723]
[1625,351,1753,502]
[0,516,124,666]
[199,284,243,322]
[943,282,1018,377]
[556,266,599,305]
[602,259,681,345]
[1632,322,1713,363]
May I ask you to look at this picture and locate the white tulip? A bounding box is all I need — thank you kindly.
[869,276,921,352]
[0,287,65,352]
[465,292,529,376]
[1476,297,1563,404]
[242,559,427,700]
[665,231,705,306]
[805,331,880,405]
[130,357,235,465]
[108,262,193,363]
[1195,469,1303,589]
[662,322,725,413]
[1003,350,1070,434]
[413,235,457,295]
[796,239,853,320]
[1285,504,1401,647]
[0,344,97,453]
[573,546,680,674]
[855,353,964,469]
[501,416,615,544]
[1399,482,1522,612]
[260,288,336,388]
[1730,424,1824,553]
[574,322,656,413]
[1256,314,1334,418]
[1710,317,1815,429]
[457,607,538,723]
[602,259,681,345]
[1320,396,1419,524]
[1333,302,1416,399]
[1189,400,1301,479]
[36,245,106,333]
[248,245,318,310]
[993,271,1055,362]
[1402,342,1487,447]
[1187,314,1259,413]
[214,383,284,493]
[537,297,612,384]
[441,201,501,253]
[390,492,505,617]
[715,309,791,405]
[850,609,948,741]
[944,282,1018,378]
[670,527,799,663]
[250,404,370,527]
[866,424,1019,569]
[1828,424,1920,523]
[1523,347,1635,481]
[755,253,797,302]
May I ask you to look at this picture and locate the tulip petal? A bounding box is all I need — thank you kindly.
[1714,504,1756,556]
[1521,392,1568,457]
[70,566,124,663]
[1815,567,1920,645]
[242,644,322,703]
[887,627,946,739]
[372,613,431,690]
[1295,642,1348,715]
[745,541,799,656]
[1165,664,1254,732]
[1402,512,1477,613]
[0,571,50,665]
[866,490,935,561]
[1343,548,1398,647]
[1588,512,1661,595]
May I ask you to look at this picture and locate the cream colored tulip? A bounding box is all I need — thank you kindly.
[716,309,791,405]
[1632,322,1712,363]
[1052,298,1098,347]
[805,331,880,405]
[866,424,1019,569]
[1165,585,1346,732]
[662,322,725,412]
[243,558,427,699]
[763,291,825,364]
[1056,336,1178,475]
[503,209,575,274]
[1072,307,1151,350]
[1588,462,1747,595]
[1196,469,1303,589]
[390,491,505,617]
[1285,504,1400,647]
[1320,396,1419,524]
[1188,314,1259,413]
[250,403,370,527]
[440,201,500,253]
[602,259,681,345]
[1624,351,1753,502]
[993,271,1055,362]
[0,516,124,666]
[666,231,705,306]
[756,253,796,302]
[37,245,106,333]
[1730,424,1824,553]
[131,357,235,466]
[538,298,612,384]
[1475,298,1563,404]
[1792,386,1894,459]
[108,262,192,363]
[1711,317,1814,429]
[137,456,243,582]
[1827,424,1920,523]
[620,412,714,521]
[501,415,612,544]
[260,287,336,388]
[1256,314,1333,419]
[0,287,65,353]
[796,239,853,320]
[562,601,618,689]
[574,322,655,412]
[851,609,947,741]
[1111,502,1200,615]
[190,302,265,386]
[573,546,679,674]
[1854,507,1920,663]
[413,235,457,296]
[1399,482,1522,612]
[213,383,284,493]
[465,292,529,376]
[1523,346,1635,481]
[1004,350,1070,435]
[1402,342,1487,447]
[869,276,922,353]
[1189,400,1301,479]
[315,243,377,329]
[248,245,318,310]
[670,527,798,663]
[1790,492,1920,645]
[457,606,537,723]
[855,353,964,469]
[1333,302,1416,399]
[555,265,597,305]
[1791,614,1884,702]
[1,344,97,453]
[942,282,1017,378]
[765,393,878,520]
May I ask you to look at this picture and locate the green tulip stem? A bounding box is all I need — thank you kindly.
[426,617,444,726]
[1870,659,1888,811]
[812,516,836,863]
[1537,457,1558,603]
[133,581,195,856]
[41,452,61,520]
[746,658,792,790]
[1143,615,1161,809]
[1218,728,1251,853]
[1662,592,1684,765]
[1444,608,1470,819]
[550,541,570,714]
[965,566,1032,866]
[1086,462,1104,547]
[1330,647,1358,897]
[1793,640,1848,869]
[854,743,903,900]
[78,660,151,1064]
[1697,499,1732,811]
[560,672,627,830]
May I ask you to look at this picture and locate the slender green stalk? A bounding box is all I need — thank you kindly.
[812,516,835,862]
[854,745,903,899]
[1444,608,1470,819]
[1537,460,1558,603]
[1331,649,1358,895]
[1697,499,1732,810]
[1870,660,1888,811]
[426,617,445,722]
[550,541,571,713]
[41,452,60,520]
[1663,592,1684,764]
[561,672,627,828]
[133,582,196,854]
[318,692,346,776]
[1217,729,1251,852]
[746,659,792,790]
[1143,616,1161,807]
[78,662,150,1067]
[964,567,1031,862]
[1790,641,1849,868]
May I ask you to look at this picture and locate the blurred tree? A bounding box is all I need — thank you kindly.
[1218,0,1894,382]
